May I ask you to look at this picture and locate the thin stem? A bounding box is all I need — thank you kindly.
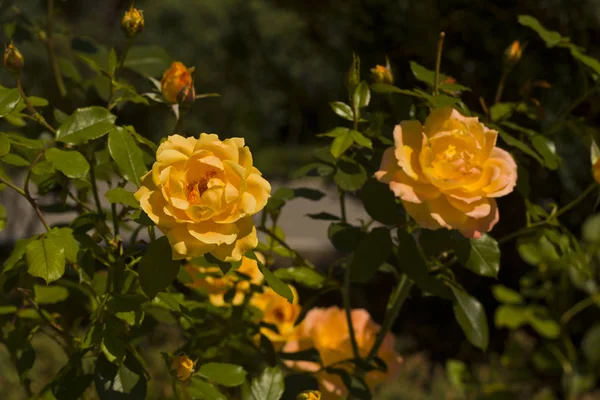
[339,189,347,223]
[89,155,103,214]
[67,191,93,212]
[494,69,509,105]
[547,86,600,136]
[367,273,413,361]
[16,79,57,134]
[111,203,120,238]
[117,39,132,72]
[0,176,25,196]
[561,293,600,325]
[257,226,313,268]
[343,264,360,360]
[46,0,66,97]
[554,183,597,218]
[433,32,445,96]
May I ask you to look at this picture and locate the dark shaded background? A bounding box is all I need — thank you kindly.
[3,0,600,396]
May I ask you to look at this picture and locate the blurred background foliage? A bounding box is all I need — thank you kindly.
[3,0,600,398]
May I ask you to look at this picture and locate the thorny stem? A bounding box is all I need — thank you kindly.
[46,0,66,97]
[433,32,445,96]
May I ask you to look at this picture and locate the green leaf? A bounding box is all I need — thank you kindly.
[0,88,20,117]
[453,233,500,278]
[491,285,524,304]
[350,227,392,283]
[26,235,66,284]
[582,324,600,366]
[56,107,117,145]
[0,134,10,157]
[306,212,339,221]
[360,178,401,225]
[527,306,560,339]
[108,127,147,186]
[3,237,34,273]
[518,15,564,48]
[94,353,147,399]
[498,130,544,165]
[410,61,438,86]
[328,223,365,253]
[105,187,140,209]
[1,153,29,166]
[48,227,79,263]
[45,148,90,179]
[34,284,69,304]
[274,267,327,289]
[490,103,516,122]
[0,204,5,232]
[330,102,353,121]
[243,366,285,400]
[370,83,421,97]
[197,363,247,387]
[51,364,93,400]
[352,81,371,111]
[334,158,367,191]
[449,285,489,350]
[495,304,529,329]
[350,130,372,149]
[124,45,171,77]
[248,252,293,303]
[189,377,227,400]
[139,237,181,298]
[396,230,452,299]
[108,48,117,76]
[531,135,559,170]
[570,47,600,76]
[583,214,600,243]
[330,129,354,158]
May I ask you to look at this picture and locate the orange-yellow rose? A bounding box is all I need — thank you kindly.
[134,134,271,261]
[161,61,195,104]
[185,254,264,306]
[283,307,402,399]
[171,354,195,381]
[251,285,301,348]
[375,107,517,238]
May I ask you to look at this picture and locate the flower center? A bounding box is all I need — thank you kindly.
[273,308,285,322]
[186,171,216,205]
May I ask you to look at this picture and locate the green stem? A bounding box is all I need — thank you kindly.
[433,32,445,96]
[343,264,360,360]
[111,203,120,238]
[257,226,313,268]
[547,86,600,136]
[46,0,66,97]
[89,155,103,214]
[494,69,509,105]
[561,293,600,325]
[367,273,413,361]
[339,189,347,223]
[16,78,57,134]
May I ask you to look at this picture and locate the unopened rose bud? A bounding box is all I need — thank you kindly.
[346,53,360,95]
[371,65,394,85]
[4,43,24,74]
[170,354,195,381]
[121,7,144,38]
[161,62,196,104]
[297,391,321,400]
[504,40,523,68]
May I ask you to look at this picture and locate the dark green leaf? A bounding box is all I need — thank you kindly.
[3,237,33,273]
[45,148,90,179]
[582,324,600,366]
[139,237,181,298]
[108,127,148,186]
[518,15,564,47]
[498,130,544,165]
[328,223,365,253]
[51,364,93,400]
[330,129,354,159]
[105,187,140,209]
[410,61,438,86]
[334,158,367,191]
[0,204,5,232]
[453,233,500,278]
[251,253,293,303]
[0,134,10,157]
[94,353,147,399]
[449,285,489,350]
[189,377,227,400]
[124,45,171,77]
[531,135,559,170]
[350,130,372,149]
[274,267,327,289]
[352,81,371,111]
[360,178,401,225]
[370,83,420,97]
[56,107,117,145]
[306,212,339,221]
[350,227,392,283]
[330,102,353,121]
[244,366,285,400]
[197,363,247,387]
[293,188,326,201]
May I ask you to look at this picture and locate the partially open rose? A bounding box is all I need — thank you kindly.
[135,134,271,261]
[375,107,517,238]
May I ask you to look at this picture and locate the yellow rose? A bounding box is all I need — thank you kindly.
[171,354,195,381]
[283,307,403,399]
[121,6,144,38]
[297,390,322,400]
[370,64,394,85]
[251,285,301,348]
[134,134,271,261]
[161,62,195,104]
[375,107,517,238]
[185,254,264,306]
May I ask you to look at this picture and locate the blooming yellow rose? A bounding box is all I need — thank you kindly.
[161,62,195,104]
[171,354,195,381]
[297,390,322,400]
[375,107,517,238]
[134,134,271,261]
[185,254,264,306]
[283,307,402,399]
[251,285,301,348]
